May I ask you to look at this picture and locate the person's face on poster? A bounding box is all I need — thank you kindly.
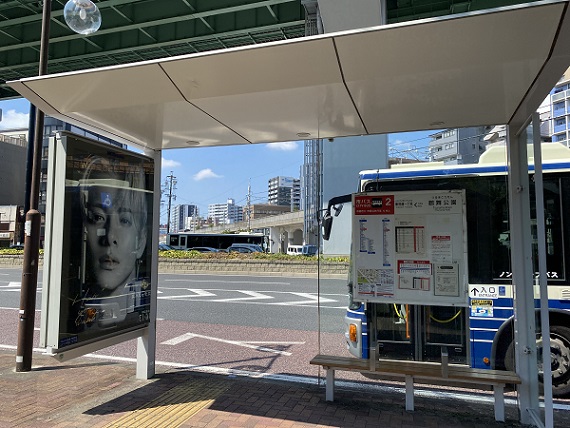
[84,185,147,294]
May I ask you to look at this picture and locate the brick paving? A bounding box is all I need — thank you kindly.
[0,350,568,427]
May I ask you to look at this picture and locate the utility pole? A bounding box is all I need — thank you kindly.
[17,0,102,372]
[162,171,177,233]
[246,181,251,231]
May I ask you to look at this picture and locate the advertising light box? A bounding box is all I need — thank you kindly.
[352,190,468,306]
[40,132,154,357]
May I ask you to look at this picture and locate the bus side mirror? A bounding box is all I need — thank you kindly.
[322,212,333,241]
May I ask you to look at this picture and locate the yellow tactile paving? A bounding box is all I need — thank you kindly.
[103,379,229,428]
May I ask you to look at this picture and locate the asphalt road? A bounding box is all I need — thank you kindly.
[0,269,347,332]
[0,268,350,379]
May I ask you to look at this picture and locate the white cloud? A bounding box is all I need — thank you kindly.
[193,168,223,181]
[266,141,298,151]
[0,109,29,129]
[162,158,181,168]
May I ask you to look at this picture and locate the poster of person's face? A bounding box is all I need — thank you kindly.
[57,135,154,350]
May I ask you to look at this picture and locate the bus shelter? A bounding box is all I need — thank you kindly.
[8,1,570,425]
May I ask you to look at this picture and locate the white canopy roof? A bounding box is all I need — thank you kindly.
[8,0,570,151]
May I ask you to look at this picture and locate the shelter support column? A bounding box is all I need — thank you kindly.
[269,227,281,253]
[506,123,539,424]
[137,148,161,379]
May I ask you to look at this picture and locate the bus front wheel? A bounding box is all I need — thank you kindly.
[504,325,570,397]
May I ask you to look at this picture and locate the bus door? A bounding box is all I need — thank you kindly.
[180,235,186,249]
[422,305,466,363]
[374,303,467,364]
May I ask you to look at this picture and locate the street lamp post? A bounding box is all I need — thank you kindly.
[16,0,101,372]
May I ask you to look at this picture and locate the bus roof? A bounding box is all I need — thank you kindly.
[360,143,570,181]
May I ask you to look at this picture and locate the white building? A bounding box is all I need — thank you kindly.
[548,68,570,147]
[171,204,199,232]
[208,198,243,225]
[428,127,487,164]
[268,176,301,210]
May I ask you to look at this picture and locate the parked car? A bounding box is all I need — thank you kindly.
[188,247,219,252]
[8,244,24,250]
[286,245,303,256]
[226,243,263,253]
[301,245,318,256]
[158,243,173,251]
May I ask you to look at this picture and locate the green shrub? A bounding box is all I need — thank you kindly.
[157,250,348,263]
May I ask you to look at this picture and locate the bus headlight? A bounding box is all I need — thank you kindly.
[349,324,358,343]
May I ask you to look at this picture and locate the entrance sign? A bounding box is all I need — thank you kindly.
[352,190,467,306]
[40,132,154,358]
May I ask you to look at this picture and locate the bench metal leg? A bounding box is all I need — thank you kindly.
[405,375,414,411]
[493,384,505,422]
[325,368,335,401]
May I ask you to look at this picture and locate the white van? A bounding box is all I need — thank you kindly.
[286,245,303,255]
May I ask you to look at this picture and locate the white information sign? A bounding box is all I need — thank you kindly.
[352,190,468,306]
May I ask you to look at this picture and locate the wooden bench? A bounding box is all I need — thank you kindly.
[310,354,521,422]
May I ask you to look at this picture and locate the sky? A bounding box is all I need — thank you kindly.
[0,98,434,222]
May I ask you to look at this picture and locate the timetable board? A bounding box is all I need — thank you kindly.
[352,190,468,306]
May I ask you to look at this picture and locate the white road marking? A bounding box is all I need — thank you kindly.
[0,282,21,288]
[158,288,217,300]
[0,282,41,291]
[161,332,293,355]
[210,290,273,302]
[164,279,291,285]
[154,288,343,307]
[273,292,337,306]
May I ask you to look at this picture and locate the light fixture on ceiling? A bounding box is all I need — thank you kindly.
[64,0,102,35]
[296,132,311,138]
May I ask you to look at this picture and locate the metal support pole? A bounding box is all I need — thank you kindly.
[137,148,161,379]
[16,0,51,372]
[506,123,540,423]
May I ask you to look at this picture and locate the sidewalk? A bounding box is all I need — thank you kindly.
[2,350,563,428]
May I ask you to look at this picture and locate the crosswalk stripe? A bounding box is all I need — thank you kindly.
[210,290,273,302]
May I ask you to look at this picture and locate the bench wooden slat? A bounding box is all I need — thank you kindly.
[310,354,520,384]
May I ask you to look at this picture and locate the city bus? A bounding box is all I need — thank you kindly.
[323,144,570,397]
[166,232,266,251]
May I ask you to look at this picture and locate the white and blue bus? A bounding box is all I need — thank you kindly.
[323,144,570,397]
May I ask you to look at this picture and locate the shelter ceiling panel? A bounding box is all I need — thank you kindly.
[334,3,563,134]
[20,64,183,113]
[160,38,342,99]
[65,100,250,150]
[192,83,365,143]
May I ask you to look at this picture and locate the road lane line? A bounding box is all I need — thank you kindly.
[211,290,273,302]
[161,332,292,355]
[158,289,217,300]
[163,279,290,285]
[273,292,337,305]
